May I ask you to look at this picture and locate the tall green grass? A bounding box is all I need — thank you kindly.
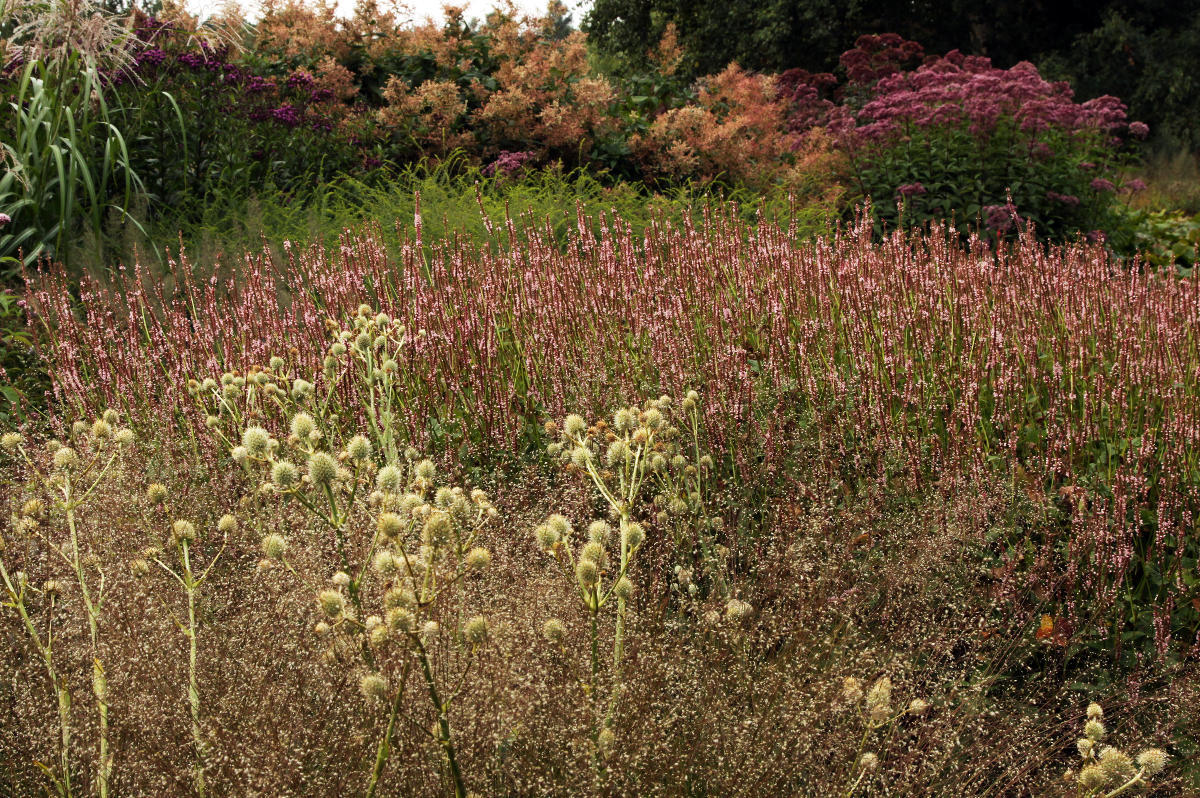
[76,159,837,276]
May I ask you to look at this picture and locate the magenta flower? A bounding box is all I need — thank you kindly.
[1123,178,1147,193]
[1090,178,1116,192]
[1046,191,1081,206]
[983,203,1020,233]
[895,182,927,198]
[0,213,11,226]
[1128,121,1149,139]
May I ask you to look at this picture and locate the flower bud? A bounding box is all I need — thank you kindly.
[360,673,389,702]
[613,577,634,601]
[466,547,491,570]
[318,590,345,618]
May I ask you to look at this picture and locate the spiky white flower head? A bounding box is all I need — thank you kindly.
[562,414,587,439]
[377,512,404,538]
[535,524,559,550]
[575,558,599,588]
[613,577,634,601]
[546,514,572,541]
[1077,738,1094,758]
[114,428,134,446]
[314,621,332,637]
[725,598,753,621]
[262,534,287,560]
[291,378,314,400]
[866,677,892,712]
[543,618,566,643]
[21,498,45,518]
[385,587,416,609]
[1085,719,1106,741]
[146,483,169,504]
[90,419,112,439]
[360,673,389,702]
[580,541,605,565]
[597,728,615,758]
[399,493,423,514]
[414,459,436,483]
[842,677,864,703]
[172,520,196,544]
[463,616,489,645]
[421,621,440,640]
[622,522,645,549]
[605,439,630,466]
[1136,748,1168,776]
[569,447,591,468]
[907,699,929,715]
[859,753,878,772]
[613,408,637,434]
[699,455,714,470]
[403,446,419,462]
[318,590,345,618]
[71,420,89,438]
[1087,702,1104,720]
[466,547,491,570]
[546,442,564,458]
[388,607,417,633]
[1077,765,1107,789]
[331,571,351,587]
[308,452,338,486]
[231,446,249,465]
[587,520,612,544]
[130,558,151,578]
[422,511,452,545]
[346,435,372,461]
[217,514,237,534]
[376,465,403,493]
[52,447,78,470]
[289,413,316,440]
[372,550,398,574]
[1099,747,1134,779]
[1,432,23,451]
[434,486,455,507]
[271,461,299,488]
[242,427,270,457]
[642,408,664,429]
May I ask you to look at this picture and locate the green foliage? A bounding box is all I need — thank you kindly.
[0,55,145,276]
[1108,206,1200,271]
[844,120,1128,242]
[0,289,46,426]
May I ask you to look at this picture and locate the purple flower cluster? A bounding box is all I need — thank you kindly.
[270,104,302,128]
[483,150,536,177]
[895,182,927,198]
[840,33,926,85]
[1089,177,1116,193]
[983,202,1021,233]
[1046,191,1081,206]
[854,51,1139,141]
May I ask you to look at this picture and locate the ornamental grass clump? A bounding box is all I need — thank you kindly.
[535,391,729,751]
[215,339,498,798]
[1066,702,1169,797]
[0,413,135,798]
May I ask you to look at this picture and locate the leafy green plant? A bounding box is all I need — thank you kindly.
[0,54,145,275]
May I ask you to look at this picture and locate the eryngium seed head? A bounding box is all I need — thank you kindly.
[575,559,599,588]
[860,753,878,772]
[346,435,372,460]
[1078,765,1107,790]
[1085,719,1106,741]
[1136,748,1168,776]
[613,577,634,601]
[242,427,270,456]
[414,459,435,482]
[290,412,316,440]
[1087,702,1104,720]
[725,598,752,621]
[387,607,416,632]
[543,618,566,643]
[146,483,168,503]
[262,534,287,559]
[53,447,78,470]
[622,522,645,549]
[308,452,338,485]
[1099,747,1134,779]
[563,414,586,439]
[217,514,237,533]
[463,615,489,644]
[377,512,404,538]
[587,520,611,543]
[318,590,345,618]
[423,511,452,545]
[866,677,892,711]
[466,547,491,570]
[1,432,23,450]
[360,673,388,702]
[172,520,196,544]
[377,464,403,493]
[271,461,299,488]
